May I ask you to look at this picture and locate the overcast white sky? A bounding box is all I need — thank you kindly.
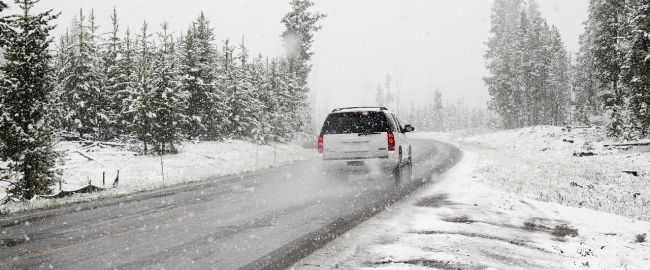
[25,0,588,124]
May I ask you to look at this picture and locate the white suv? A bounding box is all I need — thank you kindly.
[318,107,415,176]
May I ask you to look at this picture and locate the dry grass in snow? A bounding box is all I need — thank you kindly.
[455,126,650,221]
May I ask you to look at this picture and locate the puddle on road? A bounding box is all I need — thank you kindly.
[0,237,27,247]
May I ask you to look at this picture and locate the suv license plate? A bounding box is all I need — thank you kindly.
[347,161,364,166]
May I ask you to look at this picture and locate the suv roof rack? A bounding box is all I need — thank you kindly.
[331,106,388,113]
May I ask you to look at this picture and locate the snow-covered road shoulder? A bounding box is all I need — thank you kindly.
[1,140,315,215]
[292,147,650,270]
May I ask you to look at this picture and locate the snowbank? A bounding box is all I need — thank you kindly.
[293,151,650,270]
[1,140,314,214]
[452,126,650,221]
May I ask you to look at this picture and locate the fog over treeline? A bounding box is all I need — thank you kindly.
[30,0,587,131]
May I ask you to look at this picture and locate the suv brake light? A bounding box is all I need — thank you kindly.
[317,134,324,153]
[387,132,395,151]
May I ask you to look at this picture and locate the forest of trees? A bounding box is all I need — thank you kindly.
[574,0,650,138]
[403,90,493,132]
[487,0,650,139]
[485,0,572,130]
[0,0,324,200]
[54,2,324,153]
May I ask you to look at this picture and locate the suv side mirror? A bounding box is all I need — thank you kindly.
[403,124,415,133]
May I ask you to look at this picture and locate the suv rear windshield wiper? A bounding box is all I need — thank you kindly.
[358,132,381,136]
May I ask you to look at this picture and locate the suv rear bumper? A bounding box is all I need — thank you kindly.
[321,151,399,168]
[322,156,388,161]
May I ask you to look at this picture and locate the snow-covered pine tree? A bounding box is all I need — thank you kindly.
[512,9,529,127]
[281,0,325,139]
[547,26,571,125]
[150,22,185,154]
[246,55,267,142]
[132,22,155,154]
[0,1,7,48]
[486,0,570,128]
[433,90,444,131]
[574,8,600,124]
[281,57,308,138]
[0,0,60,200]
[114,28,138,136]
[524,1,552,126]
[622,0,650,135]
[101,8,123,139]
[590,0,627,136]
[222,39,261,140]
[61,9,105,140]
[87,10,111,140]
[180,13,223,140]
[52,32,73,131]
[281,0,325,79]
[485,0,524,129]
[254,57,276,143]
[266,58,292,142]
[178,26,200,138]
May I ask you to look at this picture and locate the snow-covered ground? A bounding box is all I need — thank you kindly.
[0,140,314,214]
[293,146,650,270]
[456,126,650,221]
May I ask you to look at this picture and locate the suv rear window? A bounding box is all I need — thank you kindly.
[321,111,390,134]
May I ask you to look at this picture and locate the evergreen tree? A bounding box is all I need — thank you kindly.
[52,31,72,131]
[61,9,105,139]
[246,55,266,142]
[523,1,548,126]
[180,13,224,140]
[486,0,570,128]
[0,1,7,48]
[101,8,122,139]
[255,58,276,143]
[265,59,292,142]
[132,22,154,154]
[590,0,627,135]
[548,26,571,125]
[0,0,60,199]
[622,0,650,134]
[574,13,600,123]
[87,10,110,139]
[150,23,184,154]
[433,90,444,131]
[281,0,325,79]
[485,0,524,128]
[223,39,262,140]
[281,0,325,139]
[114,28,138,136]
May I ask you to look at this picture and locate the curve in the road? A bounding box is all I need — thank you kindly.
[0,138,461,270]
[242,140,462,270]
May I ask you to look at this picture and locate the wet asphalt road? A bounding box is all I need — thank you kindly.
[0,138,460,270]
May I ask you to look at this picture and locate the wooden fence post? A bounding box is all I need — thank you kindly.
[160,154,165,183]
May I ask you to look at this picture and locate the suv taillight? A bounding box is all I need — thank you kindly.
[317,134,324,153]
[387,132,395,151]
